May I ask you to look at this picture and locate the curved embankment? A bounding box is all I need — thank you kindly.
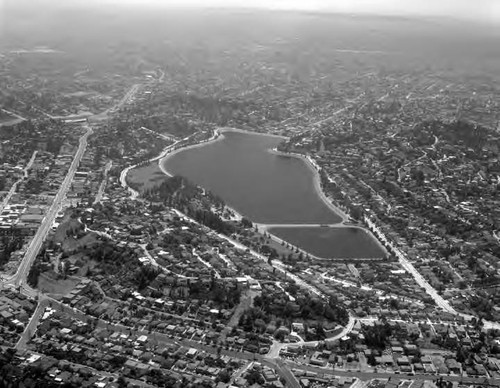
[121,130,211,199]
[160,127,286,176]
[159,129,222,177]
[268,148,349,224]
[160,129,248,223]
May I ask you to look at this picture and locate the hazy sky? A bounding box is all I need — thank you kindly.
[100,0,500,23]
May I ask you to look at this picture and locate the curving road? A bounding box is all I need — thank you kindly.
[266,314,356,359]
[393,245,500,330]
[0,150,38,213]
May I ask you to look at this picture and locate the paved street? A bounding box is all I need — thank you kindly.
[0,150,38,213]
[16,297,49,350]
[5,126,92,288]
[283,359,500,385]
[93,160,113,204]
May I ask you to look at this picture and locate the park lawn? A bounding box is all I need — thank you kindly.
[127,161,167,193]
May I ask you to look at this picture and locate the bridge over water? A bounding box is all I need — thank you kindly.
[255,223,346,231]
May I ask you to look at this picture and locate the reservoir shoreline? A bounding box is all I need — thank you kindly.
[160,129,224,178]
[160,127,288,177]
[161,128,347,223]
[157,128,387,258]
[268,148,349,224]
[266,148,388,254]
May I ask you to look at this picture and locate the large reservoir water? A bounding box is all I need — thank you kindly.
[162,130,385,258]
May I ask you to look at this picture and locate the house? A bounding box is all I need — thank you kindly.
[375,355,394,365]
[404,344,419,356]
[186,348,198,358]
[310,352,327,367]
[136,335,148,344]
[445,359,461,374]
[397,356,411,366]
[292,322,305,333]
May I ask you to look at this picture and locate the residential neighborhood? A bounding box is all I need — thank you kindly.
[2,3,500,388]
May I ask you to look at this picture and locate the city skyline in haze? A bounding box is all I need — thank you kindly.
[97,0,500,23]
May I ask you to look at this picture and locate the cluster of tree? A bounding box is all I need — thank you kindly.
[144,176,235,235]
[468,293,495,319]
[363,321,393,349]
[0,235,23,269]
[0,348,82,388]
[245,369,265,385]
[45,136,66,155]
[140,115,194,138]
[429,120,493,151]
[27,260,44,287]
[322,132,361,149]
[239,307,271,333]
[240,217,253,228]
[169,93,271,127]
[0,176,6,191]
[191,209,235,235]
[259,244,279,260]
[189,280,241,310]
[135,265,162,290]
[249,293,348,331]
[92,118,167,164]
[24,177,44,195]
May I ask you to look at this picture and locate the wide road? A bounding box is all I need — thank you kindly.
[7,126,93,287]
[283,359,500,385]
[394,246,500,330]
[274,359,301,388]
[1,107,26,121]
[93,83,141,120]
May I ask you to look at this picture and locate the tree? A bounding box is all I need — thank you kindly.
[241,218,253,228]
[246,370,264,385]
[350,206,363,220]
[217,370,231,384]
[117,375,128,388]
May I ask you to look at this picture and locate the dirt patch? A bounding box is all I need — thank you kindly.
[52,216,101,252]
[61,232,101,253]
[37,271,81,296]
[53,217,82,243]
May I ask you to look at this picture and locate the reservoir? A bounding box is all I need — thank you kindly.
[270,226,385,259]
[162,130,386,258]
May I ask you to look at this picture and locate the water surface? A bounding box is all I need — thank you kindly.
[162,130,385,258]
[270,226,386,259]
[163,131,342,224]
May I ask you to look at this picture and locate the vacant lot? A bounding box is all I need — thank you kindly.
[37,271,80,296]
